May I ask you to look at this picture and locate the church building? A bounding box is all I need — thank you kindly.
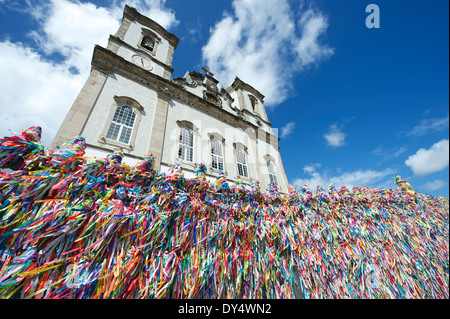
[51,5,289,192]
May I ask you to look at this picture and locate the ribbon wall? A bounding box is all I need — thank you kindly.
[0,127,448,299]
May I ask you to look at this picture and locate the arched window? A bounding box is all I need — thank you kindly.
[105,105,136,144]
[138,28,161,55]
[141,36,155,52]
[236,147,248,178]
[178,127,193,162]
[267,160,277,186]
[211,138,224,171]
[99,96,143,150]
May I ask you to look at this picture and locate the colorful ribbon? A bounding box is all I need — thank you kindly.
[0,129,448,299]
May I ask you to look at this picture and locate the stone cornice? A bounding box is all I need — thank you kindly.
[241,109,272,127]
[91,45,279,143]
[123,5,180,49]
[228,76,265,102]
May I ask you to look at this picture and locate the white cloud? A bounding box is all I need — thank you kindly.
[201,0,333,107]
[116,0,178,30]
[405,139,449,176]
[303,163,321,174]
[323,124,346,147]
[293,165,329,190]
[0,40,82,147]
[280,122,296,138]
[185,16,203,43]
[29,0,121,76]
[407,115,449,136]
[29,0,178,75]
[330,169,396,188]
[292,164,396,191]
[0,0,177,147]
[421,180,448,191]
[392,146,408,158]
[294,7,335,67]
[372,145,407,161]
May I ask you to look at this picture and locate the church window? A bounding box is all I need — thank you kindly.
[178,127,194,162]
[211,138,224,171]
[249,95,257,112]
[267,160,277,186]
[266,132,271,144]
[236,147,248,178]
[138,28,161,55]
[99,96,143,150]
[141,36,155,52]
[105,105,136,144]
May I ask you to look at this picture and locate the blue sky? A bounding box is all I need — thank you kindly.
[0,0,448,196]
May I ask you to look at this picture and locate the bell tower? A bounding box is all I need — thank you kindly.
[50,5,179,168]
[105,5,179,79]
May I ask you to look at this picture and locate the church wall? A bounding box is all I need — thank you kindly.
[227,90,239,107]
[160,99,260,184]
[242,92,256,112]
[226,89,271,133]
[180,84,205,100]
[180,84,240,119]
[116,45,166,78]
[83,147,140,166]
[227,90,243,113]
[80,72,158,158]
[159,163,250,187]
[221,98,236,115]
[123,21,171,65]
[248,112,271,133]
[241,91,273,133]
[256,139,288,191]
[124,21,169,63]
[121,21,143,49]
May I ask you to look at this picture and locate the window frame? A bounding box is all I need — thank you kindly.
[233,142,249,179]
[178,126,194,162]
[265,157,278,187]
[248,94,259,114]
[137,28,161,56]
[211,139,224,170]
[207,132,226,174]
[105,105,136,145]
[141,36,155,52]
[98,96,143,151]
[176,120,198,167]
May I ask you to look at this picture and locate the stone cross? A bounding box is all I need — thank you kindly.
[202,67,214,77]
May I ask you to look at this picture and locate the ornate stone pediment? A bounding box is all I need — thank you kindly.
[172,71,203,88]
[173,70,230,108]
[203,75,219,92]
[203,89,222,107]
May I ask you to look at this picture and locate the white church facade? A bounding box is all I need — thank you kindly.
[51,5,289,192]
